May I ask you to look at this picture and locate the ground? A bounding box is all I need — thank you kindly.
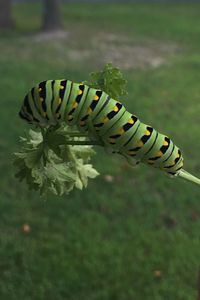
[0,3,200,300]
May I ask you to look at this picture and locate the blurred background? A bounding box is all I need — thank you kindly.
[0,0,200,299]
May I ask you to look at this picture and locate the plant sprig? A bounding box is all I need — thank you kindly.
[14,63,128,196]
[84,62,127,99]
[14,126,99,196]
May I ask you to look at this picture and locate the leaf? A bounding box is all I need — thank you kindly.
[45,163,76,183]
[75,176,83,190]
[15,165,29,182]
[72,145,96,162]
[14,123,100,196]
[24,148,43,168]
[31,167,45,187]
[83,164,100,179]
[15,149,42,169]
[14,123,99,196]
[84,63,128,99]
[76,159,99,189]
[29,129,43,145]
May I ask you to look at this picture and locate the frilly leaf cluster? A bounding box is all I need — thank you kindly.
[14,126,99,196]
[84,63,127,99]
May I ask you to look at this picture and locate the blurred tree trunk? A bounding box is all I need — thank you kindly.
[0,0,14,29]
[42,0,62,31]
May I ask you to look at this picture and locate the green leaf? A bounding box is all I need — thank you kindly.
[24,148,43,168]
[72,145,96,162]
[84,62,128,99]
[31,167,45,187]
[75,176,83,190]
[75,159,99,189]
[29,129,43,145]
[82,164,100,179]
[45,163,76,183]
[13,126,99,196]
[15,165,28,182]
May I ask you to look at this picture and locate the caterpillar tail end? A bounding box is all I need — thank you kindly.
[178,169,200,186]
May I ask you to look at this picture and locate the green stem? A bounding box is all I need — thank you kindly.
[64,132,88,137]
[41,126,103,146]
[179,169,200,186]
[41,127,47,139]
[61,140,103,146]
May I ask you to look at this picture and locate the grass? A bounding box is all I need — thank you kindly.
[0,2,200,299]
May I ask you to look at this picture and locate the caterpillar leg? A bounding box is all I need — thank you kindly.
[87,116,104,146]
[125,156,140,167]
[118,151,140,167]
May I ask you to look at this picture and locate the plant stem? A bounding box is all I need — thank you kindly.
[61,140,103,146]
[64,132,88,137]
[43,126,103,146]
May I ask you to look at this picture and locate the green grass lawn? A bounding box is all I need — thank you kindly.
[0,3,200,299]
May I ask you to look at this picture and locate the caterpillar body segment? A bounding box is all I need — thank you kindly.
[19,79,200,186]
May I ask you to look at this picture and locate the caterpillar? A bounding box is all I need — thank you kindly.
[19,79,200,186]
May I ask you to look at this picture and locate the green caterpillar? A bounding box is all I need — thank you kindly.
[19,79,200,186]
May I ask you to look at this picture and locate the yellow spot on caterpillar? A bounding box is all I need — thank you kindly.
[60,85,64,90]
[137,140,144,147]
[103,117,109,123]
[156,151,163,157]
[94,95,99,101]
[113,106,119,112]
[163,140,169,146]
[170,162,176,167]
[145,130,151,136]
[40,97,44,102]
[128,118,134,124]
[119,128,125,134]
[78,90,83,95]
[38,88,42,92]
[87,107,93,114]
[67,115,73,121]
[72,102,78,109]
[58,98,62,105]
